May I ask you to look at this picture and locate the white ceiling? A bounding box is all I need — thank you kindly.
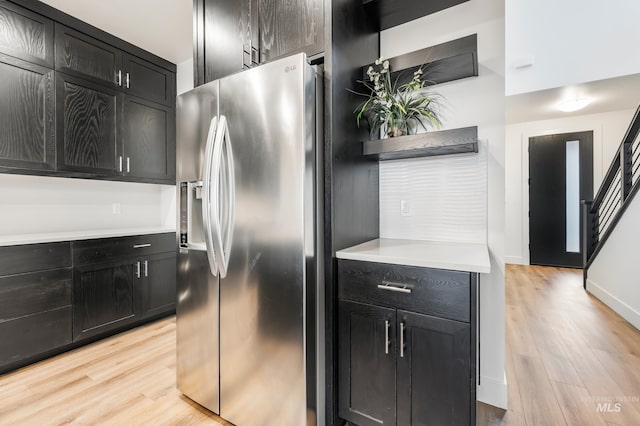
[506,73,640,124]
[41,0,193,64]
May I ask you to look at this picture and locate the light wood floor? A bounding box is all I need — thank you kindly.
[0,265,639,425]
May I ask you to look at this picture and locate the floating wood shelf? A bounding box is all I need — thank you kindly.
[362,34,478,87]
[363,126,478,160]
[363,0,470,31]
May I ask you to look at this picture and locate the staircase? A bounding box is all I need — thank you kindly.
[583,105,640,279]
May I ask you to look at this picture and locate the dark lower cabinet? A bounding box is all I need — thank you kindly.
[0,242,72,372]
[72,258,137,341]
[141,252,177,318]
[123,96,175,183]
[0,57,55,171]
[56,72,122,175]
[397,310,471,426]
[337,259,477,426]
[338,300,396,426]
[0,233,176,374]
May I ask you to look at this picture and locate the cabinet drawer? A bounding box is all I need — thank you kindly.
[0,242,71,276]
[338,260,471,323]
[0,269,72,322]
[73,233,176,265]
[0,306,72,369]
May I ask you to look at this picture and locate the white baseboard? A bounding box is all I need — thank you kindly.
[477,374,507,409]
[505,255,525,265]
[587,279,640,330]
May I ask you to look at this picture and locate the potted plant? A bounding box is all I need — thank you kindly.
[353,57,443,140]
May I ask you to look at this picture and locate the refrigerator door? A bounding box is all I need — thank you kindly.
[176,80,221,414]
[218,54,318,426]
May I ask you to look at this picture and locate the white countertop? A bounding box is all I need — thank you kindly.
[0,227,176,247]
[336,238,491,274]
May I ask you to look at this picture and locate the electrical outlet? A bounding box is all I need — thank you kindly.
[112,203,122,215]
[400,200,411,217]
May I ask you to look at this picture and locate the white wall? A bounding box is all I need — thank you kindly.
[587,192,640,330]
[506,0,640,95]
[505,109,636,264]
[381,0,506,409]
[177,57,194,95]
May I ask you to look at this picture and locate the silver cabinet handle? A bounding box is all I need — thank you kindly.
[117,70,122,86]
[144,260,148,277]
[384,320,390,354]
[400,322,405,358]
[136,261,141,279]
[118,156,123,172]
[126,157,130,173]
[378,281,412,294]
[125,72,130,88]
[133,244,151,249]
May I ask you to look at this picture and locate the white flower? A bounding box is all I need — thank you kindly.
[367,66,374,76]
[374,58,381,65]
[380,68,387,74]
[383,60,389,70]
[414,68,423,76]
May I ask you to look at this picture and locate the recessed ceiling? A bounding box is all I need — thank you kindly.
[506,73,640,124]
[40,0,192,64]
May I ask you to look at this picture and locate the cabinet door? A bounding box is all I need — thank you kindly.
[0,0,54,67]
[0,58,55,171]
[338,300,396,426]
[123,95,175,182]
[73,258,138,341]
[396,310,472,426]
[55,24,122,88]
[199,0,249,83]
[123,54,175,106]
[56,73,122,175]
[259,0,323,63]
[141,252,177,318]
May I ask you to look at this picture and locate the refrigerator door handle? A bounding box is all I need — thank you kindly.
[220,115,235,278]
[210,115,232,278]
[202,116,219,277]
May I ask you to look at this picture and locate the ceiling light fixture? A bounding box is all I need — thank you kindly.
[556,98,592,112]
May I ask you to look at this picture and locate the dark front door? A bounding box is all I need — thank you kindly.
[529,131,593,268]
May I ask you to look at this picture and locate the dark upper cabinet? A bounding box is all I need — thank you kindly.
[141,251,177,318]
[259,0,324,63]
[123,53,175,107]
[55,24,122,88]
[0,57,55,171]
[72,257,137,341]
[56,72,122,175]
[338,300,396,426]
[0,0,54,67]
[396,310,471,426]
[123,96,175,182]
[195,0,323,84]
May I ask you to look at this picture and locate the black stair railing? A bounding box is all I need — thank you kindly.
[583,104,640,274]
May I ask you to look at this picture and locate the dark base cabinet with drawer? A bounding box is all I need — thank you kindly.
[337,259,478,426]
[0,233,176,374]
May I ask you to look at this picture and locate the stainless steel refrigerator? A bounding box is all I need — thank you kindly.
[175,53,324,426]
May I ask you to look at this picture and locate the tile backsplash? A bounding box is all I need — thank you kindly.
[379,140,488,243]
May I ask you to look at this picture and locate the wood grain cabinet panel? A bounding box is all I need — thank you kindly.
[73,258,137,341]
[0,242,71,276]
[55,24,121,87]
[338,300,396,426]
[141,252,177,318]
[396,310,471,426]
[56,73,122,175]
[0,0,54,67]
[263,0,323,62]
[123,54,175,106]
[123,96,175,182]
[0,58,55,171]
